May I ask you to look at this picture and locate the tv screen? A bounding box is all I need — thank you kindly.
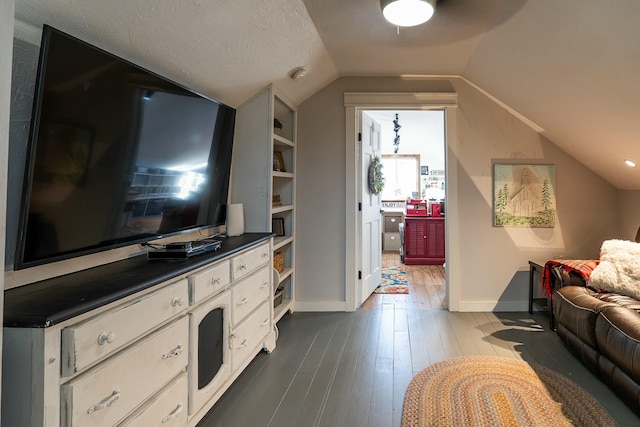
[15,25,236,269]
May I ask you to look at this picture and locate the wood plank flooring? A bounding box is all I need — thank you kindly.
[197,254,639,427]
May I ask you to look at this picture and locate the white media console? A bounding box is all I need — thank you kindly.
[2,233,276,427]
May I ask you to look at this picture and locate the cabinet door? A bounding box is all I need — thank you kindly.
[405,219,427,258]
[425,220,445,258]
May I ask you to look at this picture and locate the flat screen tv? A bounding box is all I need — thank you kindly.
[15,25,236,270]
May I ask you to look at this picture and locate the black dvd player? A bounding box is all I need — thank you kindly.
[147,239,222,259]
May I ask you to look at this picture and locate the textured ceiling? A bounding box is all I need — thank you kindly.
[14,0,640,190]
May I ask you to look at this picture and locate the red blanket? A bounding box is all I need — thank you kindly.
[542,259,600,298]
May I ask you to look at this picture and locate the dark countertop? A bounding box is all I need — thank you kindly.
[4,233,273,328]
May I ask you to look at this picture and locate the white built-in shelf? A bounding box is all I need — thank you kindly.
[232,84,296,329]
[274,299,294,323]
[272,205,294,214]
[273,235,294,250]
[273,171,294,179]
[274,134,294,147]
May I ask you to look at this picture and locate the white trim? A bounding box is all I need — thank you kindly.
[14,19,42,45]
[294,300,347,312]
[458,77,545,133]
[344,92,460,312]
[344,106,358,312]
[344,92,458,107]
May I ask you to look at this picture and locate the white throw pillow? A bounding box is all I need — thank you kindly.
[589,239,640,299]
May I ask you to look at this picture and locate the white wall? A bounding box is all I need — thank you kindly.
[618,191,640,241]
[1,0,15,418]
[297,76,623,311]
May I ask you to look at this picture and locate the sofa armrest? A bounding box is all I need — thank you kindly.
[596,305,640,390]
[551,266,588,289]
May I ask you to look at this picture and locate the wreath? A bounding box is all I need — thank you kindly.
[368,156,385,194]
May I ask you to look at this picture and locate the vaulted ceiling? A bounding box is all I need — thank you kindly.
[14,0,640,189]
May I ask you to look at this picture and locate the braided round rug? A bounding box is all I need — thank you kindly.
[401,355,617,427]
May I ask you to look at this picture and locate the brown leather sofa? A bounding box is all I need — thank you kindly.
[554,279,640,414]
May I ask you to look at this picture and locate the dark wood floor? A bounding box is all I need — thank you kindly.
[197,254,638,427]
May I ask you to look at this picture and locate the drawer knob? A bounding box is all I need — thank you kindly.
[237,297,249,306]
[240,263,248,270]
[87,389,120,414]
[162,403,184,423]
[97,332,115,345]
[171,297,184,307]
[260,281,269,289]
[210,277,222,285]
[261,252,269,259]
[260,318,269,327]
[238,339,249,349]
[162,344,184,360]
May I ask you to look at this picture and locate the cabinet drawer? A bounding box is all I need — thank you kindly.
[384,214,403,232]
[383,233,401,251]
[62,316,188,427]
[232,266,270,324]
[118,372,187,427]
[189,260,230,305]
[231,242,270,280]
[61,279,189,376]
[232,302,271,370]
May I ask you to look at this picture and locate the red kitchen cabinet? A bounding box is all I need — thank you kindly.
[404,217,445,265]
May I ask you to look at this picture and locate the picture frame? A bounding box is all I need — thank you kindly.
[273,151,286,172]
[272,217,285,236]
[493,163,556,227]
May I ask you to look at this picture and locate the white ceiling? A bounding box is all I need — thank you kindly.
[14,0,640,189]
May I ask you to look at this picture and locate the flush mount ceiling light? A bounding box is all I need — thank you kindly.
[290,67,307,80]
[380,0,436,27]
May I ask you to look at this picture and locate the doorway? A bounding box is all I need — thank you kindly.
[343,92,459,312]
[364,110,446,303]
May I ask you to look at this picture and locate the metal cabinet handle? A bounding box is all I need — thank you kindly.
[162,403,184,423]
[171,297,184,307]
[87,389,120,414]
[237,297,249,306]
[162,344,183,360]
[210,277,221,285]
[260,318,269,327]
[261,252,269,259]
[260,281,269,289]
[238,339,248,349]
[240,263,248,270]
[98,332,115,345]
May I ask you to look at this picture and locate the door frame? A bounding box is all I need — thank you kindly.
[344,92,459,311]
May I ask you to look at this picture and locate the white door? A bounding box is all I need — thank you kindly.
[358,113,382,305]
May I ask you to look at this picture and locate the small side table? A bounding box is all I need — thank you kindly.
[529,260,554,329]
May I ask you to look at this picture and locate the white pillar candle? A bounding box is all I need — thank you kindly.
[226,203,244,236]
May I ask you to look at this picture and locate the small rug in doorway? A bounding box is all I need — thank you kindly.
[374,266,408,294]
[401,355,617,427]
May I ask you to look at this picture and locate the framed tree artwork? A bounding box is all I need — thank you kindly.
[493,164,556,227]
